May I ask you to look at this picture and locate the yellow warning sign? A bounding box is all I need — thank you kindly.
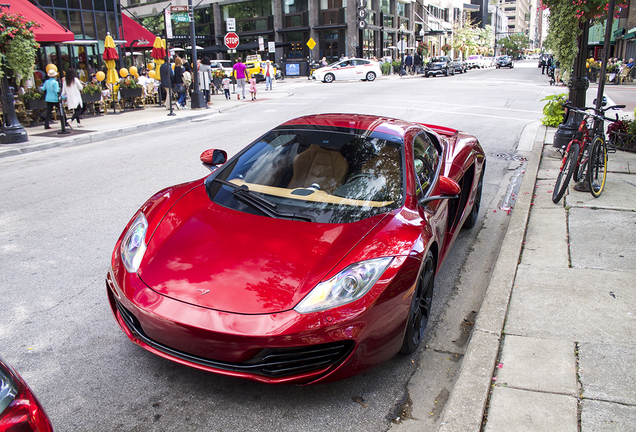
[306,38,316,50]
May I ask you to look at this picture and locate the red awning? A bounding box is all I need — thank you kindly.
[3,0,74,43]
[121,14,156,49]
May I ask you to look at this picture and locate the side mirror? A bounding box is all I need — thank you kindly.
[200,149,227,171]
[419,176,461,206]
[200,149,227,165]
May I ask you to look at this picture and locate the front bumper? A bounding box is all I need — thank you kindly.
[106,255,418,384]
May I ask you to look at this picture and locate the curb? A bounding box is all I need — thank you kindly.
[438,123,547,431]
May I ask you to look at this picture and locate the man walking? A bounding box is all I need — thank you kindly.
[233,58,248,100]
[159,59,174,107]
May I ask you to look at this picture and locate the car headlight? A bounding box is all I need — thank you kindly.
[120,213,148,273]
[294,257,393,314]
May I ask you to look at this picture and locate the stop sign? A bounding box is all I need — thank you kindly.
[224,32,239,50]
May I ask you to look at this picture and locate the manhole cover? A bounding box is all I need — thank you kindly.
[492,152,527,161]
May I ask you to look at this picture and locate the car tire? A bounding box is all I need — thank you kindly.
[425,73,430,77]
[365,71,376,81]
[324,73,335,83]
[400,250,435,354]
[444,68,448,76]
[463,167,484,229]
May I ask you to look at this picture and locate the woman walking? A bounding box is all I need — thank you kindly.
[199,56,213,106]
[173,57,186,109]
[61,68,85,127]
[42,69,60,130]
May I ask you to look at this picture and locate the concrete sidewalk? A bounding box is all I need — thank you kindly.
[439,127,636,430]
[0,86,290,159]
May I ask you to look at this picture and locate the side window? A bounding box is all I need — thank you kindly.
[413,133,440,198]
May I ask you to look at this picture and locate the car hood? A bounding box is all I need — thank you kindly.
[139,184,388,314]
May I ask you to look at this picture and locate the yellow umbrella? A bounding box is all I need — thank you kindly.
[103,33,119,84]
[151,37,166,80]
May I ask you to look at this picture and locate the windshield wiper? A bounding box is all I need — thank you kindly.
[212,178,314,222]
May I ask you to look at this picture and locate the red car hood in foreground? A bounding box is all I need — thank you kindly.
[139,184,387,315]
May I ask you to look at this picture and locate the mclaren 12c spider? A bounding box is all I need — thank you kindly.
[107,114,486,385]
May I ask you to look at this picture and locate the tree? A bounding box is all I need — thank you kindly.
[452,19,494,57]
[499,34,530,57]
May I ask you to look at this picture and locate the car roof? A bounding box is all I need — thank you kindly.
[277,114,419,138]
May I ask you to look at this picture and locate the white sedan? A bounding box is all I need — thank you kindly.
[312,58,382,83]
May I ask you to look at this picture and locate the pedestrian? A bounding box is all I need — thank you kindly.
[61,68,85,128]
[414,52,422,74]
[159,59,174,107]
[199,56,213,105]
[233,57,248,100]
[320,56,328,67]
[173,57,186,109]
[41,69,60,130]
[249,75,257,100]
[404,53,413,75]
[222,75,231,100]
[264,60,274,91]
[183,62,192,99]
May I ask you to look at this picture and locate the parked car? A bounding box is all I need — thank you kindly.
[496,55,514,69]
[453,58,468,74]
[424,56,456,77]
[0,356,53,431]
[107,113,486,385]
[312,58,381,82]
[245,60,277,83]
[210,60,233,77]
[483,57,495,67]
[466,54,485,69]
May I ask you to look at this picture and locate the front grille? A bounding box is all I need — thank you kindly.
[113,297,354,378]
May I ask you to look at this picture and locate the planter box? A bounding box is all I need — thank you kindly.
[25,98,47,110]
[610,131,636,152]
[119,88,142,99]
[82,92,101,103]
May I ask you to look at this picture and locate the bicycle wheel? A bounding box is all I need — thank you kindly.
[587,136,608,197]
[573,141,589,182]
[553,141,580,203]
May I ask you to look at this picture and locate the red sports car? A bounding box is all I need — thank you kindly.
[107,114,485,385]
[0,356,53,431]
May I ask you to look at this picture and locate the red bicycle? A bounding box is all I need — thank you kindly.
[552,103,624,203]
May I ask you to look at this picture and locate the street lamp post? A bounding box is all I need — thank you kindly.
[399,23,406,76]
[188,0,205,109]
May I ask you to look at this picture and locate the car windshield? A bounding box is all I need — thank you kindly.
[207,128,404,223]
[431,57,447,62]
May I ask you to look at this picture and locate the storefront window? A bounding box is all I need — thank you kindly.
[53,0,67,8]
[68,0,80,9]
[81,0,94,9]
[321,0,347,9]
[379,0,389,14]
[284,32,306,58]
[95,12,107,39]
[69,10,83,35]
[54,9,70,30]
[83,11,96,39]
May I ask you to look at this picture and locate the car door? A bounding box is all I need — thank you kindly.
[352,59,370,79]
[334,60,356,80]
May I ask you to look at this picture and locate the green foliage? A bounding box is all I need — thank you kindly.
[499,34,530,55]
[541,93,568,127]
[0,12,40,84]
[19,86,43,101]
[82,82,102,95]
[452,19,494,56]
[543,0,580,77]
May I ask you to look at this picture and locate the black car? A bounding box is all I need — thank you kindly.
[496,56,514,69]
[453,58,468,74]
[424,56,456,77]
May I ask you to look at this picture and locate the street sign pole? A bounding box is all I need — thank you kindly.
[188,0,205,108]
[225,30,240,94]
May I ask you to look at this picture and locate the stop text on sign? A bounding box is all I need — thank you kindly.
[224,32,239,49]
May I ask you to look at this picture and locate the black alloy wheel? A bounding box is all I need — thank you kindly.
[400,251,435,354]
[463,168,484,229]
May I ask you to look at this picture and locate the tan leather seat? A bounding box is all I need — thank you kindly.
[288,144,349,194]
[360,146,402,200]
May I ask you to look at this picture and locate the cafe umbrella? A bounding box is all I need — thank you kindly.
[151,36,166,74]
[103,33,119,84]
